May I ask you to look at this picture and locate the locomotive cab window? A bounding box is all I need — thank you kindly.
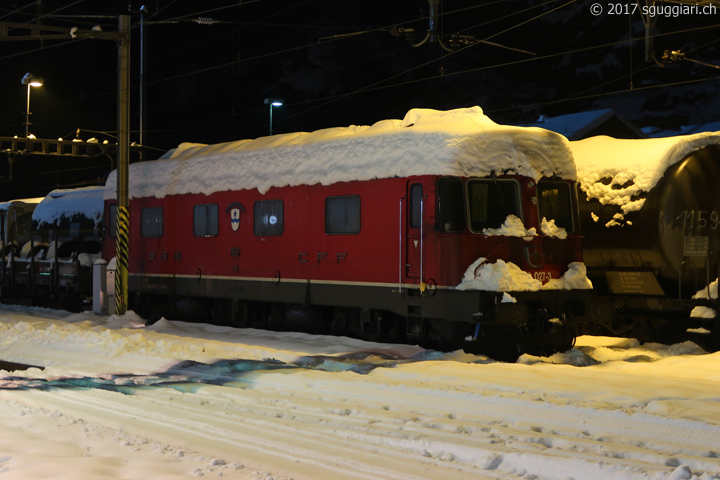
[141,207,163,238]
[537,179,573,232]
[436,177,466,232]
[108,205,117,238]
[467,179,521,232]
[193,204,219,237]
[254,200,283,236]
[326,195,360,234]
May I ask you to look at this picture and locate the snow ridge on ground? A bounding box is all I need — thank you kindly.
[1,305,720,480]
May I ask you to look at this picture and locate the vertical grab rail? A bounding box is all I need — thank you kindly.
[398,197,403,292]
[420,197,424,292]
[678,259,685,300]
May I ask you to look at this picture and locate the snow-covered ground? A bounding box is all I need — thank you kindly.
[1,304,719,480]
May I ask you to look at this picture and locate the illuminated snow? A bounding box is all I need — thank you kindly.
[456,257,542,291]
[571,132,720,216]
[691,278,718,319]
[482,214,536,237]
[455,258,592,291]
[104,107,577,199]
[482,215,567,239]
[0,306,718,480]
[540,217,567,239]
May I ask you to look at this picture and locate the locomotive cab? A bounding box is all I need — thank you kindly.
[426,174,582,285]
[407,173,586,356]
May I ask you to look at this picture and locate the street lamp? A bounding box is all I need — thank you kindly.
[21,72,44,138]
[264,98,283,135]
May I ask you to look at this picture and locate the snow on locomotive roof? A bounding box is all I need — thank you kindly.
[104,107,577,200]
[32,186,105,226]
[571,131,720,213]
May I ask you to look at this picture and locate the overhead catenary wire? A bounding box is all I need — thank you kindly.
[1,1,718,144]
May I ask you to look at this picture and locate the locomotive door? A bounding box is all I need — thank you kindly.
[405,181,424,279]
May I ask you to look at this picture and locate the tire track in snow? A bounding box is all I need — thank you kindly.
[5,362,720,480]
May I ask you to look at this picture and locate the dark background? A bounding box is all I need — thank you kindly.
[1,0,719,200]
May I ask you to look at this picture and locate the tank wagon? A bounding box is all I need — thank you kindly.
[100,108,592,357]
[572,133,720,346]
[1,186,105,310]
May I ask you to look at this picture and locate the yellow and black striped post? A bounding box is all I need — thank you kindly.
[115,15,131,315]
[115,206,129,315]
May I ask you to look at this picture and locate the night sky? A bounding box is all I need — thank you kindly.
[1,0,719,200]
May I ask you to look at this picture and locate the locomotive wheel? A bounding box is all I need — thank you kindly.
[467,324,529,362]
[543,322,576,354]
[330,311,348,336]
[267,304,284,330]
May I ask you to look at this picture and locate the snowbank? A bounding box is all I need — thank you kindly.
[104,107,577,199]
[1,306,720,480]
[571,132,720,212]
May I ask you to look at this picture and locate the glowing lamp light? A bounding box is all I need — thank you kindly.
[21,72,44,137]
[21,73,43,87]
[264,97,284,135]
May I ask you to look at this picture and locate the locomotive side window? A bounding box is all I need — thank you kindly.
[468,179,521,231]
[537,180,573,232]
[254,200,283,236]
[193,204,219,237]
[410,184,423,228]
[326,195,361,234]
[141,207,164,238]
[436,177,466,232]
[108,205,117,238]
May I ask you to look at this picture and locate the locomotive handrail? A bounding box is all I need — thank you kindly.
[420,196,424,293]
[398,197,403,293]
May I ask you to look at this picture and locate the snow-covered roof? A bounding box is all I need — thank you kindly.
[104,107,577,200]
[643,121,720,138]
[571,131,720,213]
[0,197,44,213]
[525,109,646,140]
[32,186,105,226]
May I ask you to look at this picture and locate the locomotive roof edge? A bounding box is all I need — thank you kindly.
[103,106,578,201]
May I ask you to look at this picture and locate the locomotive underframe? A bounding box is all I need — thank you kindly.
[129,272,587,356]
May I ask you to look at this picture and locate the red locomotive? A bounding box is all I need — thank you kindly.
[101,107,590,357]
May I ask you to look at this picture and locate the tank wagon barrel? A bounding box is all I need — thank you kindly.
[572,133,720,348]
